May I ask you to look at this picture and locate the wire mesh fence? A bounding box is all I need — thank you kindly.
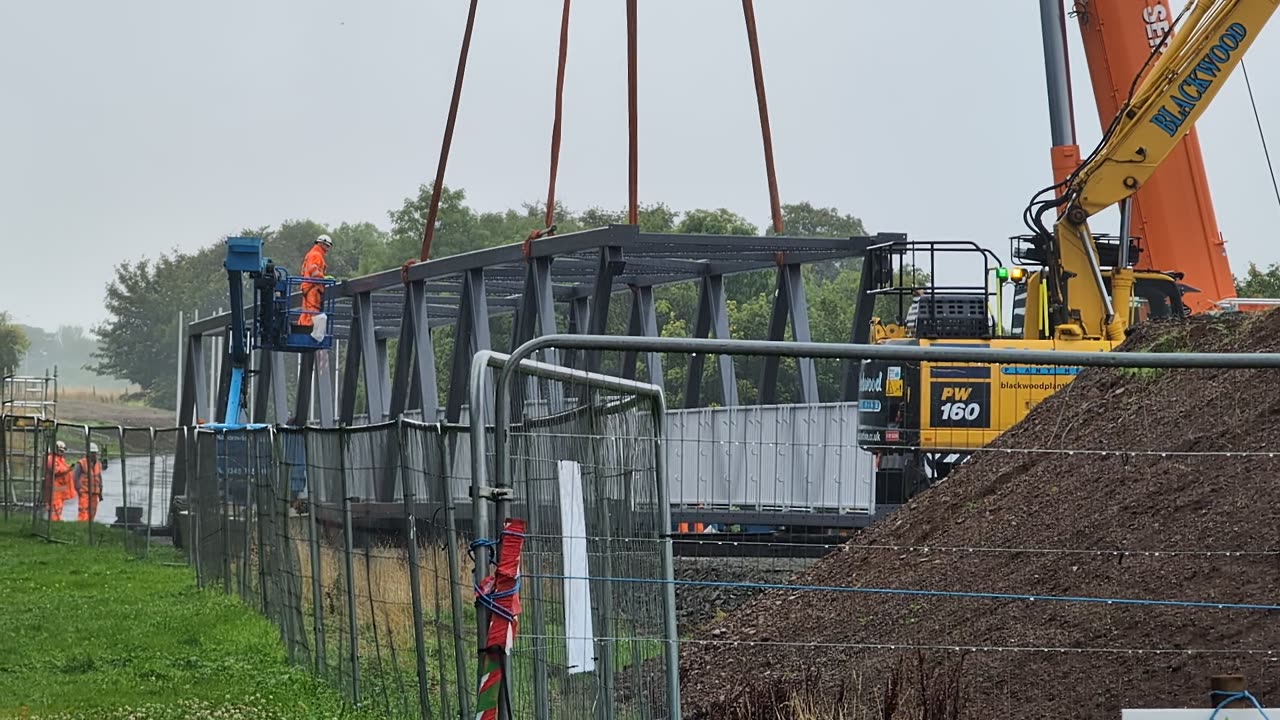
[11,327,1280,718]
[494,355,680,720]
[492,336,1280,719]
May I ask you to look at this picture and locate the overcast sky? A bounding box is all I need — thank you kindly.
[3,1,1279,331]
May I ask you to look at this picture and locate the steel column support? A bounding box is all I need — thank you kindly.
[315,350,336,428]
[339,301,364,426]
[446,268,492,423]
[564,296,591,369]
[270,352,288,423]
[179,335,209,426]
[621,285,662,384]
[583,246,625,375]
[294,353,315,425]
[390,282,441,421]
[375,336,392,420]
[408,282,440,419]
[684,274,737,408]
[760,263,819,404]
[360,294,387,423]
[390,293,416,419]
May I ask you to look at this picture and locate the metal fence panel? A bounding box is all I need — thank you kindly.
[498,364,679,720]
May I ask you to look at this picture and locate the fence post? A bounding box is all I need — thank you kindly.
[342,493,361,705]
[146,428,156,557]
[306,469,327,678]
[83,425,93,545]
[441,426,473,720]
[403,489,434,720]
[2,416,9,525]
[1210,675,1248,709]
[651,394,682,720]
[191,429,203,585]
[255,432,271,614]
[221,436,232,595]
[586,401,617,720]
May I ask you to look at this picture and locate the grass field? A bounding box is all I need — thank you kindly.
[0,520,380,720]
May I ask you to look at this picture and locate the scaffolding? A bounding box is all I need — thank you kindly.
[2,371,58,513]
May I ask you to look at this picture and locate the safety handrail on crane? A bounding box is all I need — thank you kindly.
[1032,0,1278,342]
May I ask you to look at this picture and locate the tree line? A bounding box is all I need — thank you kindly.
[88,184,883,408]
[34,181,1280,410]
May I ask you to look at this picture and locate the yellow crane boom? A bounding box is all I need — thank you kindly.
[1037,0,1278,342]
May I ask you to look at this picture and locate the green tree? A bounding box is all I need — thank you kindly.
[777,202,866,236]
[1235,262,1280,298]
[0,312,31,376]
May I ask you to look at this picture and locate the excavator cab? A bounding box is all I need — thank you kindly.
[1008,233,1187,339]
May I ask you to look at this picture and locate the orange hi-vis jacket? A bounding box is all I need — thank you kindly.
[45,454,72,497]
[297,244,329,327]
[74,457,103,497]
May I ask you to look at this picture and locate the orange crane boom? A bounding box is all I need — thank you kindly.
[1072,0,1236,311]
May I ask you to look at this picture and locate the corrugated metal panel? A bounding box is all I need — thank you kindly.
[665,402,874,515]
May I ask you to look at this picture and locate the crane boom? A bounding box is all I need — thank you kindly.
[1039,0,1278,341]
[1074,0,1235,311]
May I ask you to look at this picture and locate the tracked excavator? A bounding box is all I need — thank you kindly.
[855,0,1278,503]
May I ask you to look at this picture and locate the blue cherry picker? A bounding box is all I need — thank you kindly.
[206,236,337,504]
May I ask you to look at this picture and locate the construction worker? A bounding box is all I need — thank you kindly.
[43,441,73,521]
[294,234,332,334]
[74,443,104,522]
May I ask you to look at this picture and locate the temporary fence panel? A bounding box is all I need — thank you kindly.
[496,362,679,720]
[2,415,50,522]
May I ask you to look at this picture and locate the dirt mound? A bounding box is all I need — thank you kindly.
[679,311,1280,719]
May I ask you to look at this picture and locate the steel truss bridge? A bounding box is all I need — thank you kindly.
[177,225,904,529]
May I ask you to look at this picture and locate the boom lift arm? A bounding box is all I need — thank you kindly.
[1028,0,1278,341]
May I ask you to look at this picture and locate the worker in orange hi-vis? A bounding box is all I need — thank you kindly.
[74,443,105,523]
[293,234,332,334]
[43,441,73,522]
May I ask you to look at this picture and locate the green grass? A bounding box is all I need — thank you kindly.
[0,519,381,720]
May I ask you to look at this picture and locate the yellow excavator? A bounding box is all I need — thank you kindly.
[855,0,1278,503]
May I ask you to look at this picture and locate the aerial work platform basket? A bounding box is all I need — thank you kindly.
[222,236,338,354]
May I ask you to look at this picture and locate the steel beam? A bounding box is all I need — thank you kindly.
[315,349,336,428]
[684,274,737,408]
[294,353,314,425]
[584,246,624,376]
[760,263,819,404]
[389,283,440,420]
[375,337,391,420]
[407,282,440,419]
[271,352,288,423]
[446,269,492,423]
[621,286,664,381]
[178,335,208,426]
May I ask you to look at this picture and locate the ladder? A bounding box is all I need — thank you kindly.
[2,371,58,509]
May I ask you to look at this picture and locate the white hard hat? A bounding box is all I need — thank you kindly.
[316,234,333,247]
[55,440,66,451]
[89,443,100,454]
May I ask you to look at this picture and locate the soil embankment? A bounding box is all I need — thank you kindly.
[680,312,1280,718]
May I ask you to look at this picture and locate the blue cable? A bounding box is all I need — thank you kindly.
[524,574,1280,613]
[1210,690,1271,719]
[470,529,529,623]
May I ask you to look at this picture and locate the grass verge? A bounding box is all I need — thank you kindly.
[0,519,380,720]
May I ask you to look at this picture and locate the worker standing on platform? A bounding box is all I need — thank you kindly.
[74,443,104,522]
[294,234,332,334]
[43,440,73,521]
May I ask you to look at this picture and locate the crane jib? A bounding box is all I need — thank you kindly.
[1149,22,1248,137]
